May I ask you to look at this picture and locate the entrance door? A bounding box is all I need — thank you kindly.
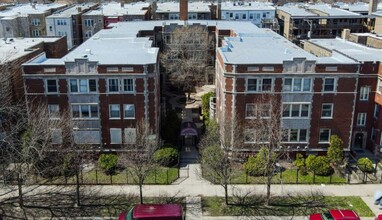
[354,133,364,148]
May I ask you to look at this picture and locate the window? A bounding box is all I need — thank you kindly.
[360,86,370,101]
[108,79,119,92]
[107,67,119,72]
[85,31,92,38]
[378,79,382,94]
[71,104,98,118]
[282,103,310,118]
[46,79,58,93]
[262,66,274,71]
[319,129,331,143]
[283,78,311,92]
[123,79,134,92]
[247,66,259,71]
[325,66,338,72]
[260,104,271,118]
[124,104,135,118]
[110,128,122,144]
[246,78,273,92]
[323,78,335,92]
[31,18,41,26]
[249,13,254,19]
[69,79,97,93]
[321,104,333,119]
[357,113,367,126]
[84,19,94,27]
[109,104,120,119]
[48,104,60,119]
[122,67,134,72]
[32,30,41,36]
[283,129,308,142]
[57,20,67,25]
[374,104,379,118]
[246,104,256,118]
[44,68,56,73]
[124,128,136,144]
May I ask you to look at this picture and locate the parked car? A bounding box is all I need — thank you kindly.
[119,204,184,220]
[310,210,360,220]
[376,214,382,220]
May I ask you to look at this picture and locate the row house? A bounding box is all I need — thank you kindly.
[220,1,277,30]
[0,3,67,38]
[276,4,368,44]
[82,2,150,41]
[46,3,99,49]
[22,29,160,149]
[215,24,361,157]
[304,37,382,156]
[153,1,211,20]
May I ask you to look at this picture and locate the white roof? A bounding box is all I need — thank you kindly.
[0,37,61,62]
[48,3,97,18]
[85,2,149,16]
[276,5,317,17]
[308,4,362,17]
[156,2,210,13]
[0,3,66,17]
[307,38,382,62]
[221,2,275,11]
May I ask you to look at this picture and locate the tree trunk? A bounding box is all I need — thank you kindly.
[224,184,229,205]
[17,174,23,208]
[139,184,143,204]
[187,91,191,100]
[266,176,271,206]
[75,169,80,207]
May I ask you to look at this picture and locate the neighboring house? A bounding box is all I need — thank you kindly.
[0,36,67,103]
[215,23,360,157]
[154,1,211,20]
[0,3,67,38]
[46,3,99,49]
[22,27,160,148]
[82,1,150,41]
[220,1,277,29]
[276,4,368,44]
[304,37,382,154]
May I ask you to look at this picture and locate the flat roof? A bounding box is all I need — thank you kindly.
[276,5,318,17]
[156,1,210,13]
[85,2,149,16]
[221,2,275,11]
[0,37,61,62]
[48,3,97,17]
[308,4,362,17]
[307,38,382,62]
[0,3,66,17]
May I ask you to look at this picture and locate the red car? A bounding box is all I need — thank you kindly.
[119,204,184,220]
[310,210,360,220]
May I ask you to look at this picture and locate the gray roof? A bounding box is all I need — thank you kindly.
[156,2,210,13]
[276,6,317,17]
[84,2,149,16]
[48,3,97,17]
[307,38,382,63]
[221,2,275,11]
[308,4,362,17]
[0,3,66,17]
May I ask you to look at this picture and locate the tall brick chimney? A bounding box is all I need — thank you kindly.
[180,0,188,20]
[369,0,377,15]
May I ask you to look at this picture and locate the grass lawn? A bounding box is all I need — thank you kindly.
[202,196,374,217]
[227,169,346,184]
[32,166,179,185]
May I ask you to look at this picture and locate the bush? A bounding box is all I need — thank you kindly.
[357,157,374,173]
[327,135,344,166]
[293,153,305,169]
[306,155,333,176]
[201,92,215,119]
[98,154,118,175]
[243,148,277,176]
[154,147,179,167]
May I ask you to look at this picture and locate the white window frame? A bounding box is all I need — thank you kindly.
[360,86,370,101]
[122,67,134,72]
[71,104,99,119]
[110,128,122,144]
[124,104,135,119]
[262,66,274,71]
[245,104,256,119]
[247,66,259,71]
[123,78,134,92]
[246,78,273,92]
[84,19,94,27]
[48,104,60,119]
[319,128,331,143]
[357,113,367,126]
[44,67,56,73]
[31,18,41,26]
[321,103,333,119]
[377,78,382,94]
[325,66,338,72]
[282,129,308,143]
[124,128,136,144]
[282,103,310,118]
[374,104,379,118]
[109,104,121,119]
[45,79,58,93]
[106,67,119,72]
[108,78,120,92]
[323,78,336,92]
[284,78,312,92]
[69,79,97,93]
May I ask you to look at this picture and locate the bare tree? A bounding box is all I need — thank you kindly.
[160,25,213,99]
[121,119,159,204]
[199,116,243,205]
[245,94,285,205]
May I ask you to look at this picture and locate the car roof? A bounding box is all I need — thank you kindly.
[133,204,182,218]
[329,210,359,220]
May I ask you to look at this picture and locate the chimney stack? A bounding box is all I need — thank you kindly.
[77,7,82,13]
[120,1,125,8]
[369,0,377,15]
[342,29,350,40]
[180,0,188,20]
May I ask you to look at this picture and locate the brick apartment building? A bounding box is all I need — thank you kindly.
[22,28,160,149]
[215,24,362,157]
